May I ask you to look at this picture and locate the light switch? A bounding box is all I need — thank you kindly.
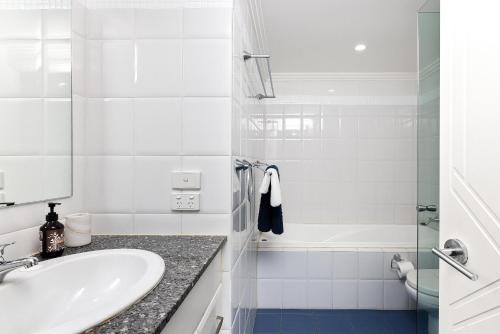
[172,171,201,189]
[171,193,200,211]
[0,171,4,190]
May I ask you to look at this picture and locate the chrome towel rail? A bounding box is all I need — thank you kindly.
[234,159,270,173]
[243,51,276,100]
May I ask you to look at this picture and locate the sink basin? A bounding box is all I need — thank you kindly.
[0,249,165,334]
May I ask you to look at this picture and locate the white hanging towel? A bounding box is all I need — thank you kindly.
[259,167,282,207]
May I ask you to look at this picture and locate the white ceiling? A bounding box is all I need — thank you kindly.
[261,0,422,73]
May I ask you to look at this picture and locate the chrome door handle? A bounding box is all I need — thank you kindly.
[432,239,478,281]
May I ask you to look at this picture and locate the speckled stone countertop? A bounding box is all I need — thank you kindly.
[58,235,226,334]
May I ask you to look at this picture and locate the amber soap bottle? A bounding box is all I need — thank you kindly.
[40,202,65,259]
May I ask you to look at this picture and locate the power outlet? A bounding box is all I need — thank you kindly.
[171,193,200,211]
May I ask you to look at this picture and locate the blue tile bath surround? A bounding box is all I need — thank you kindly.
[253,309,417,334]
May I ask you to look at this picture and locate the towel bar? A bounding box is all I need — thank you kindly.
[243,51,276,100]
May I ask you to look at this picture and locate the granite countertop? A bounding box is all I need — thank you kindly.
[58,235,226,334]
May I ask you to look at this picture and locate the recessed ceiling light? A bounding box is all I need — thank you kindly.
[354,44,367,52]
[328,89,336,93]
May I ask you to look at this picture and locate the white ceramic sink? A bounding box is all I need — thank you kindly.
[0,249,165,334]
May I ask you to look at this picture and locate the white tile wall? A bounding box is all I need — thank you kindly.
[135,40,183,96]
[133,98,182,155]
[0,0,242,256]
[229,0,266,332]
[82,3,235,226]
[257,249,416,311]
[182,98,232,155]
[264,99,417,226]
[81,2,263,334]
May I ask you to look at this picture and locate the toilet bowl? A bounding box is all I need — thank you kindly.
[405,269,439,334]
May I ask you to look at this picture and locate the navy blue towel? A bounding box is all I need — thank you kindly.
[258,165,284,235]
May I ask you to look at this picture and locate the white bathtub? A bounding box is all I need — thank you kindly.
[258,224,435,250]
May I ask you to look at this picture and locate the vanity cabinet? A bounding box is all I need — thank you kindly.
[161,252,223,334]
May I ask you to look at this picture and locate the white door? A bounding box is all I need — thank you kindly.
[440,0,500,333]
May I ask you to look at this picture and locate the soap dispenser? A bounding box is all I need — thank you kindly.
[40,202,65,259]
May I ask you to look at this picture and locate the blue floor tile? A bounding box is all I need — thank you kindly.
[253,309,417,334]
[281,313,315,334]
[258,309,283,315]
[349,310,394,334]
[384,311,417,334]
[254,313,281,334]
[282,309,315,316]
[316,312,355,334]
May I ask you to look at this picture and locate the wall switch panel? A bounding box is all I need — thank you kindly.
[0,171,4,190]
[171,193,200,211]
[0,192,4,202]
[172,171,201,189]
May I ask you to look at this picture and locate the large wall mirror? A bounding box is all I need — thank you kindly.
[0,2,72,207]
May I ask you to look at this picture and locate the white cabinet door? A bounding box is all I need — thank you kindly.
[440,0,500,333]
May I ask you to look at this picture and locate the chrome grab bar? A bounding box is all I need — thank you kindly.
[432,239,478,281]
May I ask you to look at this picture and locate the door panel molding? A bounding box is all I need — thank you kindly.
[452,172,500,253]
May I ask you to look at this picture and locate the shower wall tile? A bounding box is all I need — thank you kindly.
[135,8,182,38]
[183,39,232,96]
[133,98,182,155]
[85,98,134,155]
[182,97,231,155]
[43,9,71,39]
[133,214,182,234]
[85,157,135,213]
[182,156,232,213]
[101,40,135,96]
[86,8,135,39]
[134,157,182,213]
[232,0,268,329]
[91,213,134,234]
[0,10,42,39]
[264,100,417,226]
[135,40,183,97]
[183,7,232,38]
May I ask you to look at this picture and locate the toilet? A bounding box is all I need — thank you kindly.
[405,269,439,334]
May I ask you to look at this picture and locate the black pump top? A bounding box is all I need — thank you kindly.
[46,202,61,222]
